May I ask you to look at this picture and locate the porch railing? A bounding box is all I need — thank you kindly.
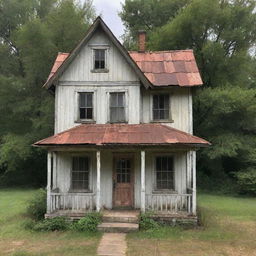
[49,192,95,213]
[146,193,193,214]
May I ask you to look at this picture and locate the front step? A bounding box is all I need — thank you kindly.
[98,222,139,233]
[102,210,140,223]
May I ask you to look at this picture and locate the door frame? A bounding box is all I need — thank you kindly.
[112,153,135,209]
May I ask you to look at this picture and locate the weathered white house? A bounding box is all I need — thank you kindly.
[34,17,210,224]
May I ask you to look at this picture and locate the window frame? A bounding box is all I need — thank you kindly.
[107,90,128,123]
[90,46,109,73]
[69,153,93,193]
[150,92,173,122]
[153,154,176,193]
[75,90,96,123]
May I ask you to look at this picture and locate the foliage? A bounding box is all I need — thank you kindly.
[121,0,256,194]
[72,212,102,232]
[32,217,69,231]
[0,0,96,186]
[139,212,159,230]
[235,168,256,195]
[26,189,46,220]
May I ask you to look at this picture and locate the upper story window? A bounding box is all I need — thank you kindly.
[79,92,93,120]
[110,92,126,123]
[155,156,174,190]
[152,94,170,121]
[93,49,106,70]
[71,156,90,191]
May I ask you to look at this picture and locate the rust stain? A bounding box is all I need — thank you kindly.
[34,124,210,147]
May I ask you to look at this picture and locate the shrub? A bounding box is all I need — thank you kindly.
[32,217,69,231]
[139,212,159,230]
[26,189,46,220]
[235,168,256,195]
[72,212,102,232]
[197,206,217,228]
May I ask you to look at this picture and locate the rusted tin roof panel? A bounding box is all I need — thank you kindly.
[47,49,203,88]
[34,124,210,147]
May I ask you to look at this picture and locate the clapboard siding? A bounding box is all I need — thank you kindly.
[54,150,187,210]
[141,87,192,133]
[59,30,139,82]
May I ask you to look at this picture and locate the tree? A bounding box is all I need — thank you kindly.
[0,0,96,186]
[121,0,256,194]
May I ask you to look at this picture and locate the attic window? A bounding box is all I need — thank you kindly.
[153,94,170,120]
[94,49,106,70]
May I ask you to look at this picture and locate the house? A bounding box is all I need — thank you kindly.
[34,17,210,225]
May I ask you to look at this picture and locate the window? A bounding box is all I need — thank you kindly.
[71,157,90,191]
[94,49,106,69]
[79,92,93,120]
[110,92,126,123]
[116,158,131,183]
[152,94,170,120]
[155,156,174,190]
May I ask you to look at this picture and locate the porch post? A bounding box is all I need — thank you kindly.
[141,150,146,213]
[52,152,57,189]
[96,151,101,212]
[192,151,197,215]
[47,151,52,214]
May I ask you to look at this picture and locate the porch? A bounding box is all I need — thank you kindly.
[46,148,197,217]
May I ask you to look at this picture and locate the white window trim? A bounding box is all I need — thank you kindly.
[106,89,129,123]
[90,46,110,72]
[150,92,173,123]
[74,89,97,123]
[69,153,94,193]
[151,153,177,193]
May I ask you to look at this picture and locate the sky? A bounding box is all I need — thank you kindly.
[93,0,125,40]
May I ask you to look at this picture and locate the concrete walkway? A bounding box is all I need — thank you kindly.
[97,233,127,256]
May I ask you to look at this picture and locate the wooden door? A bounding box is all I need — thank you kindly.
[113,156,134,208]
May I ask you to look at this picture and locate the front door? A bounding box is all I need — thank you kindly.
[113,156,134,208]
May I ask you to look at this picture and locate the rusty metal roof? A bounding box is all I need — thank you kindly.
[47,49,202,88]
[129,50,203,87]
[34,124,210,147]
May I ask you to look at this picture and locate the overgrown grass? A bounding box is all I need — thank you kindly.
[0,188,101,256]
[127,193,256,256]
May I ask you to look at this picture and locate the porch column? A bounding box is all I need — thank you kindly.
[192,151,197,215]
[141,150,146,213]
[96,151,101,212]
[47,151,52,214]
[52,152,57,189]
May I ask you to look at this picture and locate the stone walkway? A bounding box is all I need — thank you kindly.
[97,233,127,256]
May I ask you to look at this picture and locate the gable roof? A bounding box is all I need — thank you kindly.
[34,123,210,147]
[44,16,152,90]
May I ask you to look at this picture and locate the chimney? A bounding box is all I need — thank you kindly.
[138,30,146,52]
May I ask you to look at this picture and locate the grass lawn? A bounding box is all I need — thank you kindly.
[0,189,101,256]
[127,193,256,256]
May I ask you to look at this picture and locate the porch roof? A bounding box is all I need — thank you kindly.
[33,124,210,148]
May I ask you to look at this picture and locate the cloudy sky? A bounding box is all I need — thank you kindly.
[93,0,125,40]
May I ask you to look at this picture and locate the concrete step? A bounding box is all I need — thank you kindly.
[102,210,139,224]
[98,222,139,233]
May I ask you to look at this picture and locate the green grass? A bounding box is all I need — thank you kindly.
[0,188,101,256]
[127,193,256,256]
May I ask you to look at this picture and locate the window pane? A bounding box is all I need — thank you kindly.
[94,49,105,69]
[155,156,174,190]
[79,93,93,119]
[110,92,125,123]
[72,157,90,190]
[152,94,170,120]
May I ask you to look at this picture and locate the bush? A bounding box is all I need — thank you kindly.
[72,212,102,232]
[197,206,217,228]
[139,212,159,230]
[32,217,69,231]
[26,189,46,220]
[235,168,256,195]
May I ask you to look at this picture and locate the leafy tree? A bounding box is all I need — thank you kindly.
[121,0,256,194]
[0,0,96,186]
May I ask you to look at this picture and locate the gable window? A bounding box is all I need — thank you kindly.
[110,92,126,123]
[79,92,93,120]
[71,156,90,191]
[152,94,170,120]
[94,49,106,69]
[155,156,174,190]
